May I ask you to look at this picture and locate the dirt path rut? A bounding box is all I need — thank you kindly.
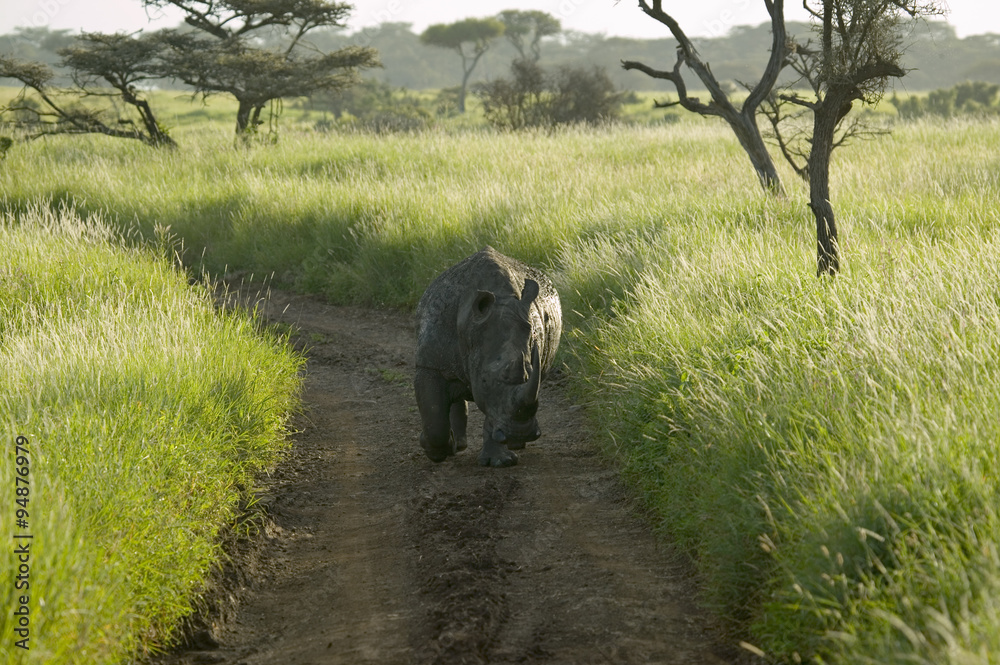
[157,285,737,665]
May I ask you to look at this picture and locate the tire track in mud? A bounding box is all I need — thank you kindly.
[153,284,739,665]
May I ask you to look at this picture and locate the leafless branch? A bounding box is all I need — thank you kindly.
[760,93,809,179]
[622,49,716,117]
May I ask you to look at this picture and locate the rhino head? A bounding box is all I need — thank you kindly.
[458,278,543,449]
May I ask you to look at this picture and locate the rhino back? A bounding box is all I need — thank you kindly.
[415,246,560,378]
[525,261,562,375]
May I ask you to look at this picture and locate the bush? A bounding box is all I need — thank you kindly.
[306,78,432,132]
[547,64,623,125]
[476,59,625,130]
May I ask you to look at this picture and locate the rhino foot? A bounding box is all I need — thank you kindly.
[478,444,519,468]
[420,430,457,463]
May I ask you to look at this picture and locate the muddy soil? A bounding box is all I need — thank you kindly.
[153,284,740,665]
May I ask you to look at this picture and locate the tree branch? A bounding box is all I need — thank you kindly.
[779,92,818,110]
[622,50,717,117]
[761,94,809,179]
[744,0,787,112]
[636,0,699,59]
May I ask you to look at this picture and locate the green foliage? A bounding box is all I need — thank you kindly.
[420,18,505,52]
[0,208,302,663]
[155,28,379,136]
[305,78,432,132]
[892,81,1000,118]
[0,52,174,146]
[547,65,624,125]
[58,31,177,147]
[476,59,623,129]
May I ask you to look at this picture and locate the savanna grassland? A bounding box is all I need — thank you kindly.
[2,90,1000,664]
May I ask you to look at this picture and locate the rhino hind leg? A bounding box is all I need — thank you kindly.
[415,369,457,463]
[478,419,519,468]
[450,401,469,452]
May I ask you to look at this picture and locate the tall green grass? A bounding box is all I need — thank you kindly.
[2,116,998,663]
[0,209,303,664]
[583,226,1000,662]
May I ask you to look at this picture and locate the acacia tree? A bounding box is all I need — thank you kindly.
[420,18,505,113]
[497,10,561,63]
[622,0,789,196]
[0,39,173,147]
[59,32,176,147]
[144,0,379,137]
[766,0,944,275]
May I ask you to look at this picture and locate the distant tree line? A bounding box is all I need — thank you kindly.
[3,18,997,96]
[279,19,1000,93]
[891,80,1000,118]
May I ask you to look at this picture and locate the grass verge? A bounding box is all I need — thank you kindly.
[0,208,303,664]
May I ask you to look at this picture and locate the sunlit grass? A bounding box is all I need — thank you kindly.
[0,209,303,664]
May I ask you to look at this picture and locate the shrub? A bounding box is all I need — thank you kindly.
[546,64,623,126]
[306,78,432,132]
[476,59,625,130]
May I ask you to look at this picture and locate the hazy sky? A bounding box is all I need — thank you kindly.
[1,0,998,39]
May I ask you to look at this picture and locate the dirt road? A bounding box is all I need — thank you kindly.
[155,285,737,665]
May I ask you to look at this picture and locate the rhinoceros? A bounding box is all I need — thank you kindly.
[414,246,562,467]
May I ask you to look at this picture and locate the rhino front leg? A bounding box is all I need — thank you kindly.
[415,368,457,463]
[450,401,469,452]
[478,418,519,468]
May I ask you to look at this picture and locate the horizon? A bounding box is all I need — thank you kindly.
[1,0,998,41]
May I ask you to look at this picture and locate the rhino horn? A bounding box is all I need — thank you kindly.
[516,342,541,412]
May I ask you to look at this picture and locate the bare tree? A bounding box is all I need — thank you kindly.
[765,0,945,276]
[622,0,789,196]
[420,18,505,113]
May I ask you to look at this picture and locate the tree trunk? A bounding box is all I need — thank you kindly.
[134,98,176,148]
[235,99,254,136]
[808,97,845,277]
[120,87,176,148]
[732,110,785,196]
[458,68,470,113]
[457,48,489,114]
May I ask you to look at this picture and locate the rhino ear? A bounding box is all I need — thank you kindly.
[521,279,539,305]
